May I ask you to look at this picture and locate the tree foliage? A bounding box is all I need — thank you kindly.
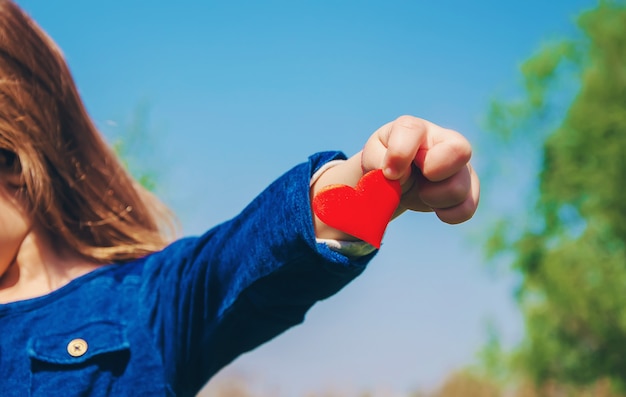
[486,0,626,389]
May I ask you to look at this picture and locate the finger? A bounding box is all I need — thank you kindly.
[418,164,472,209]
[379,116,427,182]
[432,165,480,224]
[397,172,432,213]
[416,127,472,182]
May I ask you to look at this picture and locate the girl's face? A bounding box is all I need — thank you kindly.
[0,150,31,277]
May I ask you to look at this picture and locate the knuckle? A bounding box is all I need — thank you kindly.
[448,179,471,204]
[456,198,478,222]
[447,132,472,163]
[394,115,425,131]
[436,197,477,225]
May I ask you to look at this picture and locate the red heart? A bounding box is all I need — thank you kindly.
[312,169,402,248]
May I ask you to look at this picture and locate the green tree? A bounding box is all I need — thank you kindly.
[485,0,626,389]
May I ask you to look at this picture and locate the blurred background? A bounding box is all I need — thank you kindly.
[17,0,626,395]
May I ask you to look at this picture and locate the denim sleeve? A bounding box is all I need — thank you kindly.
[139,151,376,396]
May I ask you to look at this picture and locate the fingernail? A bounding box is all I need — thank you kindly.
[384,167,398,180]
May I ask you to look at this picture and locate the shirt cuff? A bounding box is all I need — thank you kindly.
[315,238,377,258]
[310,159,377,258]
[309,159,347,186]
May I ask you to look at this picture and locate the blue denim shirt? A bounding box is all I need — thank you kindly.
[0,152,376,396]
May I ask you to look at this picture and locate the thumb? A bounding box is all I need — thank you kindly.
[380,116,427,182]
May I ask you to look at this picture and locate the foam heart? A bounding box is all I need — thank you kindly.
[312,169,401,248]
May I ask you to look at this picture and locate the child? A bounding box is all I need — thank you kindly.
[0,1,479,396]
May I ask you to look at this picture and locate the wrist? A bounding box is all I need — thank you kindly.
[310,154,366,241]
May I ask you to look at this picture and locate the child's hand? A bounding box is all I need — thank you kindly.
[361,115,479,224]
[312,115,480,241]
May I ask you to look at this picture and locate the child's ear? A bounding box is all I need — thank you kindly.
[0,149,24,188]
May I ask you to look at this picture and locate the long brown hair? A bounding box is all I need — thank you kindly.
[0,0,177,262]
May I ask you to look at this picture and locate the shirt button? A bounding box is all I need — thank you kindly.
[67,338,88,357]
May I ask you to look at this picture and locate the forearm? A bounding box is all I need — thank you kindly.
[144,152,377,394]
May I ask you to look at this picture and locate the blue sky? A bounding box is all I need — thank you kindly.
[18,1,596,395]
